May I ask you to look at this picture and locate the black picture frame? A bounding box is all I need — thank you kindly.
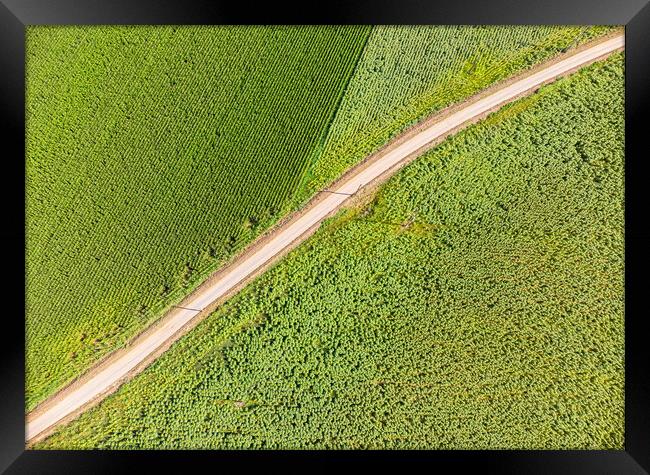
[1,0,648,473]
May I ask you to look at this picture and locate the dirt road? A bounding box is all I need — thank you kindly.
[26,33,624,444]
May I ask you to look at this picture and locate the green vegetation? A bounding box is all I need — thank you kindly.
[26,25,615,411]
[38,53,624,450]
[25,25,370,410]
[292,25,615,206]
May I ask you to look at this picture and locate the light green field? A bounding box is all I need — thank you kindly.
[37,53,624,450]
[291,25,615,206]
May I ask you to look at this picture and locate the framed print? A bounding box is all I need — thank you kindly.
[1,0,648,473]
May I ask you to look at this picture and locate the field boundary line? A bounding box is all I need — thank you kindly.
[292,26,374,203]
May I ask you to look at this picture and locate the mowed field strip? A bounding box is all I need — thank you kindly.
[26,33,624,444]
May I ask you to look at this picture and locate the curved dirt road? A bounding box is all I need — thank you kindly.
[26,33,624,443]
